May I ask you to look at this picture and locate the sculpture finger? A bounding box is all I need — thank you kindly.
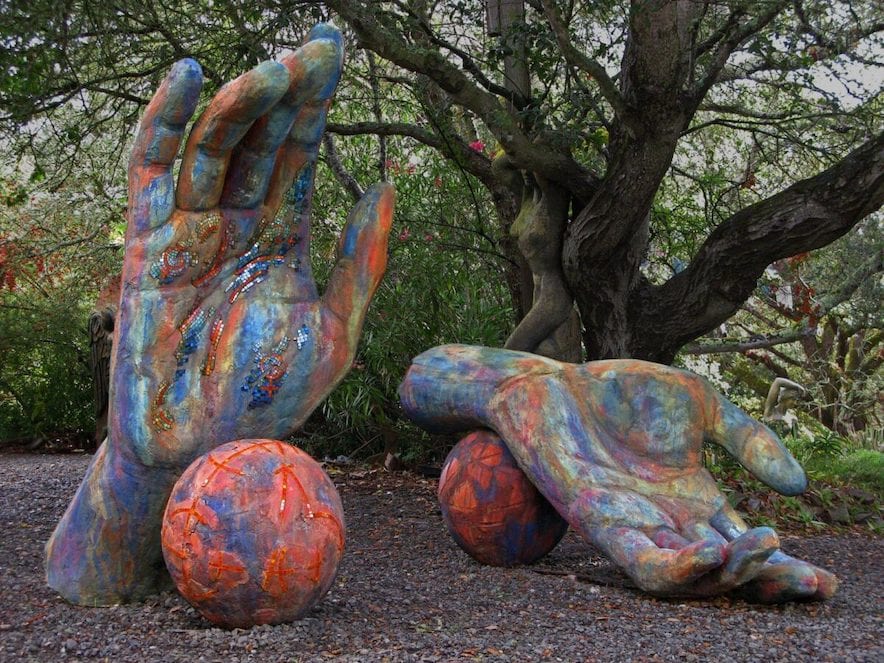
[692,527,779,595]
[128,59,203,234]
[735,551,838,602]
[709,501,751,540]
[320,183,394,347]
[650,527,691,550]
[682,521,728,546]
[593,526,725,595]
[398,345,561,433]
[177,61,291,211]
[222,36,343,210]
[707,503,837,601]
[263,24,343,213]
[634,500,774,595]
[261,25,344,274]
[707,391,807,496]
[564,487,722,595]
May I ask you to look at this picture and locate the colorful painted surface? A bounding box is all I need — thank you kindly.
[399,345,838,602]
[46,24,394,606]
[438,430,568,567]
[162,440,344,628]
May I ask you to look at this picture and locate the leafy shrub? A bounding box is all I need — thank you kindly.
[0,157,122,444]
[804,450,884,496]
[784,430,848,466]
[0,286,96,441]
[305,150,513,460]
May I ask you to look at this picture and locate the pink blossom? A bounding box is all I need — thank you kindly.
[469,140,486,153]
[398,228,411,241]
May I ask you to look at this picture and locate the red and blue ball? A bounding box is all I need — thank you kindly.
[438,429,568,567]
[161,439,345,628]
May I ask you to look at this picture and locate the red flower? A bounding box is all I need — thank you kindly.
[469,140,486,153]
[398,228,411,241]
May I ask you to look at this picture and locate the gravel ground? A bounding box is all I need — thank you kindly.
[0,451,881,662]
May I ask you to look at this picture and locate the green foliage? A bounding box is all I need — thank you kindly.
[785,431,848,464]
[684,213,882,439]
[1,0,880,458]
[0,288,95,440]
[308,141,513,457]
[0,145,122,442]
[804,450,884,495]
[708,428,882,532]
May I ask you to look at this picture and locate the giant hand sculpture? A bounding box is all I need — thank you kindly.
[46,25,394,606]
[399,345,837,602]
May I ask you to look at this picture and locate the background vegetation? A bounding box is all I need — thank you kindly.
[0,2,880,510]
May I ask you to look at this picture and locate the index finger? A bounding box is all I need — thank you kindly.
[128,59,203,234]
[222,33,344,210]
[259,25,345,275]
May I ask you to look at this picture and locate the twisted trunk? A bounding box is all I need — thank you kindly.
[329,0,884,364]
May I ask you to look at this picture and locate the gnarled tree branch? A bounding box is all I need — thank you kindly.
[540,0,627,118]
[637,132,884,362]
[324,1,597,200]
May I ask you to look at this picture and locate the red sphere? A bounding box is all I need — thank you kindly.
[161,440,345,628]
[438,430,568,567]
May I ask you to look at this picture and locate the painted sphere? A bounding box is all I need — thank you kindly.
[438,429,568,567]
[161,439,345,628]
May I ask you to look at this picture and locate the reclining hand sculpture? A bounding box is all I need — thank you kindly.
[46,25,394,606]
[400,345,837,602]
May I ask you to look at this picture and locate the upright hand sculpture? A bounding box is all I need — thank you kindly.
[46,25,394,606]
[400,345,837,602]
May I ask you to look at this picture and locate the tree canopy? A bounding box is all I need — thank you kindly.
[1,0,881,443]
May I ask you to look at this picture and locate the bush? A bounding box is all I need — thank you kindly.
[304,151,514,461]
[804,450,884,496]
[0,286,96,442]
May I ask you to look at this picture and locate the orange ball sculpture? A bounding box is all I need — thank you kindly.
[161,440,345,628]
[438,430,568,567]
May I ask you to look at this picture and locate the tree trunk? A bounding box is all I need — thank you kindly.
[564,121,683,360]
[328,0,884,365]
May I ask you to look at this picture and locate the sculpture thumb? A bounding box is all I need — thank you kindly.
[709,391,807,496]
[321,183,395,340]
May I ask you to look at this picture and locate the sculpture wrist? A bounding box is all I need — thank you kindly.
[398,344,560,433]
[45,437,180,606]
